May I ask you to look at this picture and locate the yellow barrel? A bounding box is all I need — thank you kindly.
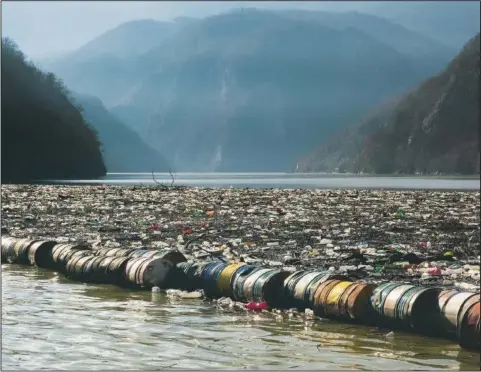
[325,281,356,316]
[217,263,246,297]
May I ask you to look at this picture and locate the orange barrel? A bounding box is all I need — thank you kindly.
[338,282,376,322]
[438,290,480,339]
[27,240,57,268]
[287,270,346,310]
[458,301,480,351]
[371,283,441,332]
[216,263,247,297]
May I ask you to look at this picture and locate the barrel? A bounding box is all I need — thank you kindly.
[201,262,228,297]
[437,290,480,339]
[251,269,291,307]
[94,247,133,257]
[51,244,93,272]
[11,238,39,265]
[337,282,376,322]
[124,257,175,289]
[313,279,345,317]
[126,249,187,264]
[1,237,17,263]
[241,268,276,302]
[216,263,247,297]
[65,253,91,279]
[370,283,441,332]
[66,255,95,281]
[27,240,57,268]
[98,256,131,285]
[82,256,107,281]
[176,261,210,291]
[285,270,348,310]
[458,301,480,351]
[232,265,259,301]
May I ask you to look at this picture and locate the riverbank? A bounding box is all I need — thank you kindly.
[2,184,479,290]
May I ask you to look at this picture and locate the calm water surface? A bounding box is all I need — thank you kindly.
[3,265,480,370]
[51,173,480,190]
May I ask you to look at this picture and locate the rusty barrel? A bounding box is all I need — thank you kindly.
[216,263,248,297]
[124,257,175,289]
[317,280,377,322]
[458,301,480,351]
[370,283,441,332]
[337,282,376,322]
[437,290,480,339]
[286,270,348,310]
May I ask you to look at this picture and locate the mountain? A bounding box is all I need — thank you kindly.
[46,9,457,171]
[111,9,455,172]
[73,93,170,173]
[360,1,480,49]
[43,18,197,107]
[1,38,106,183]
[299,33,480,175]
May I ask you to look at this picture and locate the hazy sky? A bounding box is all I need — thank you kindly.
[2,1,374,59]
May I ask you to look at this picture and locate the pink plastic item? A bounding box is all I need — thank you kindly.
[425,267,441,275]
[246,301,268,310]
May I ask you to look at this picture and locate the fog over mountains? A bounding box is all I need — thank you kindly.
[3,2,480,176]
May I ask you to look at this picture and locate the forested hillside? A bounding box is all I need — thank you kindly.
[1,38,106,182]
[299,33,480,175]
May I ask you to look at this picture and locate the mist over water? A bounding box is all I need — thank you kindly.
[53,173,481,190]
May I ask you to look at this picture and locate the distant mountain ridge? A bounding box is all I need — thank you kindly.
[299,33,480,175]
[44,8,471,172]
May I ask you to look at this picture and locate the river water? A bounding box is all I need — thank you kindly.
[3,265,480,370]
[51,173,480,190]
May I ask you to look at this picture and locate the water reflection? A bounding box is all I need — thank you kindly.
[2,265,480,370]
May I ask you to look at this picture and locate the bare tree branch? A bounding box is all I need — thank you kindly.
[169,168,175,187]
[152,168,168,189]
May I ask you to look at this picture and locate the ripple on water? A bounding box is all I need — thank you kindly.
[2,265,480,370]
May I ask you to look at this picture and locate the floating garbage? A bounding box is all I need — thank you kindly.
[1,179,480,353]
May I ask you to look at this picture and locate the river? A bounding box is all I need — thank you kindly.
[2,265,480,370]
[50,173,480,190]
